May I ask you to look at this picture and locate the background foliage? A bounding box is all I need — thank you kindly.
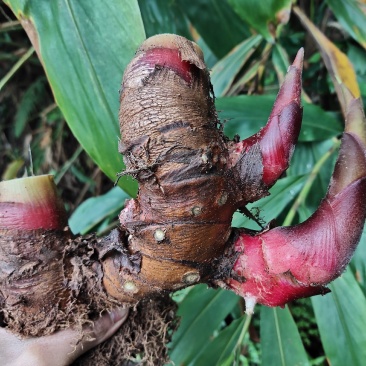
[1,0,366,365]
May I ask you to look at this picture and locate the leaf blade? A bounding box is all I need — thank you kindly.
[293,5,360,116]
[194,316,247,366]
[232,175,307,230]
[261,306,310,366]
[175,0,250,58]
[312,269,366,366]
[169,285,239,365]
[217,95,342,142]
[326,0,366,50]
[69,186,129,235]
[228,0,292,42]
[138,0,190,39]
[211,35,263,97]
[6,0,145,195]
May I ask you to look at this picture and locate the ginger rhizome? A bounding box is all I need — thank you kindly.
[109,34,366,309]
[1,34,366,362]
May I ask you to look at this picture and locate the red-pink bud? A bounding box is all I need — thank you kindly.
[230,49,303,190]
[228,88,366,310]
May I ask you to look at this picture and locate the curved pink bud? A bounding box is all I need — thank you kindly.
[231,49,303,189]
[228,92,366,309]
[229,233,328,309]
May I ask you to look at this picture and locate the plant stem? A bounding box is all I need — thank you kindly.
[283,138,341,226]
[234,313,253,363]
[0,20,22,32]
[0,46,34,90]
[54,145,83,184]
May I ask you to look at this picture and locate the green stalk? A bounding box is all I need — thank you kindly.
[54,145,83,184]
[0,46,34,90]
[234,313,253,362]
[0,20,22,32]
[283,138,341,226]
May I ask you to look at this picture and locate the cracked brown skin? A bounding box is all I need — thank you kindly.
[109,35,236,301]
[0,230,70,331]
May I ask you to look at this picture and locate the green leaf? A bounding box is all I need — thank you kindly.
[228,0,292,42]
[232,175,307,230]
[69,186,130,235]
[6,0,145,196]
[138,0,190,39]
[348,44,366,76]
[272,43,291,83]
[194,316,246,366]
[211,35,263,97]
[261,306,310,366]
[326,0,366,50]
[350,223,366,294]
[294,4,361,103]
[217,95,342,142]
[196,37,218,69]
[228,58,262,96]
[169,285,239,366]
[14,77,47,137]
[1,159,24,180]
[312,269,366,366]
[287,139,338,215]
[175,0,250,58]
[348,44,366,99]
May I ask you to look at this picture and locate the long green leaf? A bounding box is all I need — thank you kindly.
[228,58,262,96]
[211,35,263,97]
[6,0,145,195]
[175,0,250,58]
[232,175,306,230]
[169,285,239,365]
[351,224,366,293]
[196,37,218,69]
[217,95,343,142]
[14,77,47,137]
[194,316,246,366]
[228,0,292,42]
[261,306,310,366]
[326,0,366,50]
[272,43,290,84]
[69,186,130,235]
[138,0,190,39]
[312,269,366,366]
[287,139,338,215]
[348,44,366,99]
